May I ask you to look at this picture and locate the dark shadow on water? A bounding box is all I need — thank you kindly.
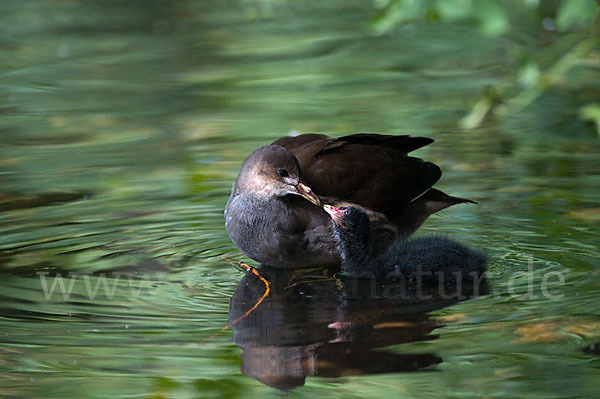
[584,342,600,356]
[229,265,488,391]
[0,190,93,212]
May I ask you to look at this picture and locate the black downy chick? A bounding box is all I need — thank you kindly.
[323,205,487,282]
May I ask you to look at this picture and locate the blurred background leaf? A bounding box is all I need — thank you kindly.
[556,0,599,31]
[372,0,600,132]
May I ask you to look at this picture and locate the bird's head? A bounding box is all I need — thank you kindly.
[323,204,373,267]
[235,145,320,206]
[323,205,371,238]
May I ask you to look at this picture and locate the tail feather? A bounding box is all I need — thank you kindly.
[422,189,476,214]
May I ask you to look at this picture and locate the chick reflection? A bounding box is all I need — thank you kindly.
[229,265,487,390]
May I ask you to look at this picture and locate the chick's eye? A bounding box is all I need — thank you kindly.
[277,169,289,177]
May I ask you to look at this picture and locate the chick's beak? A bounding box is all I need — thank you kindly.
[323,204,342,222]
[295,181,320,206]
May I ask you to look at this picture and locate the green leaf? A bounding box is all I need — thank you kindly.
[474,0,510,36]
[579,103,600,135]
[556,0,600,31]
[371,0,426,34]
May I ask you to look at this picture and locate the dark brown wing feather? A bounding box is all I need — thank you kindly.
[273,133,433,155]
[272,133,441,221]
[271,133,328,153]
[314,133,434,155]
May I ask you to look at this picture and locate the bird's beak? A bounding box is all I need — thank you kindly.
[295,181,321,206]
[323,204,342,222]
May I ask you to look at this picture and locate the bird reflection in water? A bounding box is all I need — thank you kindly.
[228,264,488,391]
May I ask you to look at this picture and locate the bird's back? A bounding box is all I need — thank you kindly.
[384,236,488,279]
[273,133,442,222]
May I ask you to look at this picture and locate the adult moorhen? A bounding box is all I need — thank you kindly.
[225,133,475,268]
[323,204,487,280]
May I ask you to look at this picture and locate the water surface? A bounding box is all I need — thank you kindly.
[1,2,599,398]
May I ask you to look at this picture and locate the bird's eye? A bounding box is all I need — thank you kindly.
[340,207,350,215]
[277,169,289,177]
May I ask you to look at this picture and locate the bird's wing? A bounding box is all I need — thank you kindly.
[314,133,434,155]
[272,133,442,220]
[271,133,329,152]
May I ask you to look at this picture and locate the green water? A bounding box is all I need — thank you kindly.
[1,2,599,398]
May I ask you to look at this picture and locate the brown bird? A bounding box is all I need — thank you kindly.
[224,133,475,268]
